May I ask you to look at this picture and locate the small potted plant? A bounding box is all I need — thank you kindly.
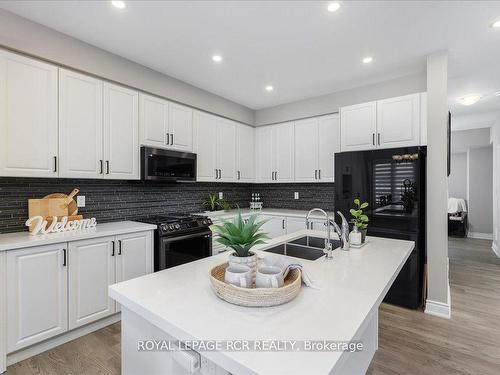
[203,194,224,213]
[350,198,369,243]
[210,210,268,276]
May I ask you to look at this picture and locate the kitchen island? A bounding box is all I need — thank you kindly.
[109,229,414,375]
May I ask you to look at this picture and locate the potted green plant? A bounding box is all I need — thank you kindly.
[203,194,223,212]
[350,198,369,243]
[210,210,268,275]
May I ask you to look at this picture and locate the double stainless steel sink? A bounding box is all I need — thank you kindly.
[265,236,341,260]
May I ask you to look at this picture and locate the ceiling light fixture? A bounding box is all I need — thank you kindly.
[212,55,223,63]
[362,56,373,64]
[491,19,500,28]
[327,2,341,12]
[111,1,126,9]
[458,94,481,106]
[265,85,274,92]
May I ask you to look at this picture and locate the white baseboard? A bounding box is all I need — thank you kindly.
[6,313,120,367]
[468,232,494,240]
[492,241,500,258]
[425,284,451,319]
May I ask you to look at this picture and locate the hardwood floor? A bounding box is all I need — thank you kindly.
[5,238,500,375]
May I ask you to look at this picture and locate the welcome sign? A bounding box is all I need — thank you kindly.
[26,216,97,235]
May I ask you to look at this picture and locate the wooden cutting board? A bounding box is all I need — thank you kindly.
[28,198,70,231]
[43,188,79,216]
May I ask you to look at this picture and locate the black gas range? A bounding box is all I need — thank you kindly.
[137,214,213,271]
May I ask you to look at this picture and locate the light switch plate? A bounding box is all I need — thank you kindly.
[294,192,299,200]
[77,195,86,208]
[218,192,224,199]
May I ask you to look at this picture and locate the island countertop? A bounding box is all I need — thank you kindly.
[109,230,414,375]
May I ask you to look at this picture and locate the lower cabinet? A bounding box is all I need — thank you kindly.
[6,244,68,352]
[286,217,308,233]
[6,230,153,353]
[260,215,286,238]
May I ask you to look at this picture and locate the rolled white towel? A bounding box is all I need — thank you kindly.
[262,254,321,289]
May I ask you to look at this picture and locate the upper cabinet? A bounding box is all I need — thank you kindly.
[0,50,58,178]
[59,69,103,179]
[216,118,237,182]
[103,83,139,180]
[139,93,193,152]
[236,124,255,182]
[294,114,339,182]
[376,93,420,149]
[340,93,423,152]
[340,101,377,152]
[256,122,294,183]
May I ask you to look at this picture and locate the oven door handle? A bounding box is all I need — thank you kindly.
[161,231,212,244]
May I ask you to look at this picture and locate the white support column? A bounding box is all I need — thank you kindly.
[425,51,451,319]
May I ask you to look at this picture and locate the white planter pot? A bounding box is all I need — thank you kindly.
[228,251,258,281]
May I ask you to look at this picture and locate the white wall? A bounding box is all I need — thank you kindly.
[452,128,490,153]
[254,73,426,125]
[448,153,467,199]
[491,118,500,256]
[468,146,493,236]
[425,52,450,318]
[0,9,255,125]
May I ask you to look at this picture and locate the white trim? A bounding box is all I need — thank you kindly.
[492,241,500,258]
[6,313,120,368]
[0,252,6,374]
[468,232,494,240]
[425,284,451,319]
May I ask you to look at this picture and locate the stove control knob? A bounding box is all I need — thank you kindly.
[175,224,181,230]
[169,225,174,231]
[202,220,207,225]
[162,224,168,231]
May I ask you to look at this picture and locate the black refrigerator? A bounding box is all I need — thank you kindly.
[334,146,426,309]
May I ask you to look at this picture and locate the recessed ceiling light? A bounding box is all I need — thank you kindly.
[362,56,373,64]
[212,55,223,63]
[265,85,274,92]
[458,94,481,106]
[111,1,126,9]
[327,2,341,12]
[491,19,500,28]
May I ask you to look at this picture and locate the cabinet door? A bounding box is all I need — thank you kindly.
[103,83,139,179]
[0,51,58,178]
[256,126,275,183]
[318,114,339,182]
[139,93,167,148]
[294,118,318,182]
[236,124,255,182]
[286,217,308,234]
[419,92,427,146]
[68,237,115,330]
[275,122,295,182]
[340,101,377,152]
[6,244,67,352]
[260,215,286,238]
[377,94,420,149]
[216,119,237,182]
[309,219,327,233]
[115,231,153,284]
[193,111,217,181]
[59,69,104,179]
[168,102,193,152]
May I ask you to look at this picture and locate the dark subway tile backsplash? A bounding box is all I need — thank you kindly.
[0,177,334,233]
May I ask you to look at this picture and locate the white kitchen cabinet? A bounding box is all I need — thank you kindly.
[59,69,104,178]
[420,92,427,146]
[103,82,139,180]
[193,111,217,181]
[139,93,168,148]
[0,50,58,178]
[256,122,294,183]
[260,215,286,238]
[115,231,153,284]
[340,101,377,152]
[295,114,339,182]
[286,217,307,234]
[236,124,255,182]
[217,119,237,182]
[68,237,115,330]
[168,103,193,152]
[6,244,68,352]
[376,94,420,149]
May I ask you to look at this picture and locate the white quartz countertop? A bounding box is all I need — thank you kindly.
[196,208,335,221]
[0,221,157,251]
[109,230,414,375]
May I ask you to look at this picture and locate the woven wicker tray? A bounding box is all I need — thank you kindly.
[209,262,302,307]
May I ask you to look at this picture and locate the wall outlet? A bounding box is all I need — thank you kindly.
[294,192,299,200]
[77,195,86,208]
[218,192,223,199]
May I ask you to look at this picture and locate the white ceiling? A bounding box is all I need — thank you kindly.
[1,0,500,118]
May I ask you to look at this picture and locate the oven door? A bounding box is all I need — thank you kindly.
[157,230,212,271]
